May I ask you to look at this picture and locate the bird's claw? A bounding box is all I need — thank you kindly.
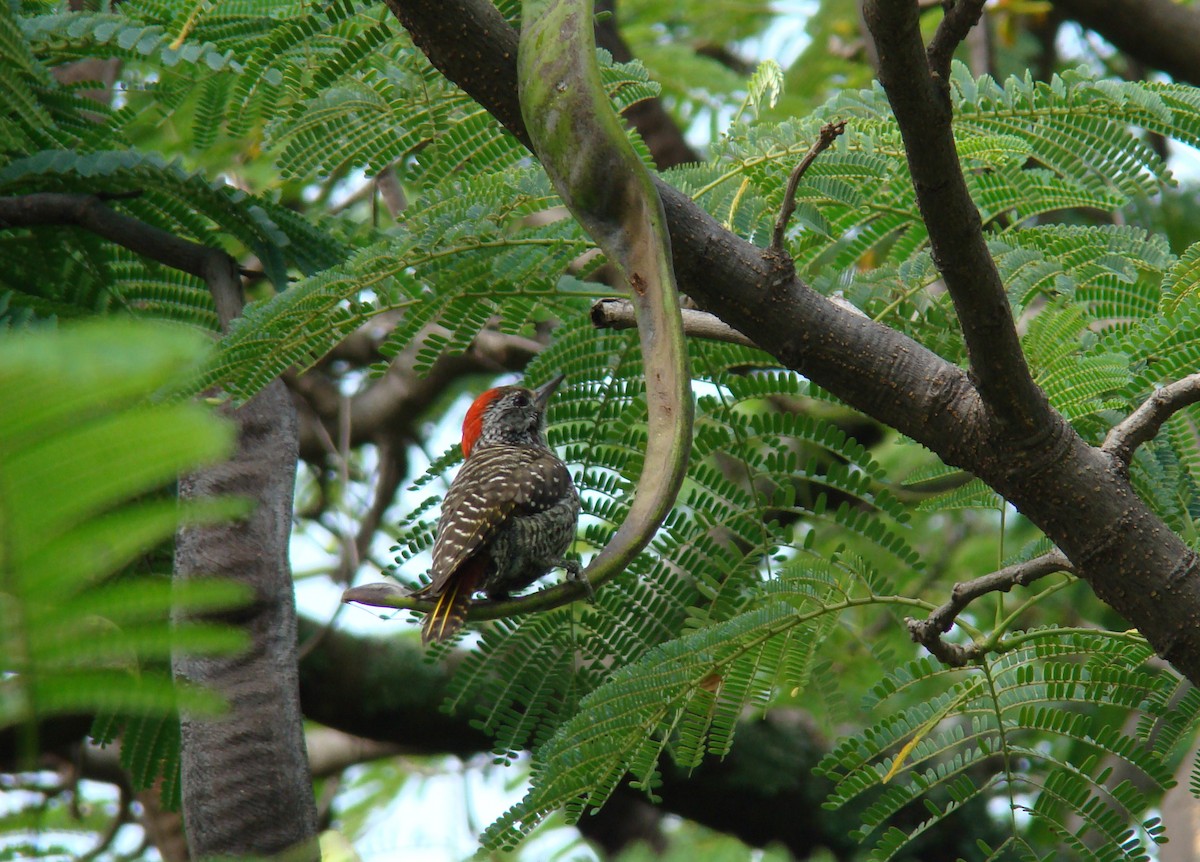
[564,560,594,602]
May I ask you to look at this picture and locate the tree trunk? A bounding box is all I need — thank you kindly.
[173,254,318,861]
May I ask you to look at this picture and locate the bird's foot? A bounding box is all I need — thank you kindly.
[562,559,593,602]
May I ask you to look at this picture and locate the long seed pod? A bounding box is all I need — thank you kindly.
[343,0,692,618]
[517,0,693,589]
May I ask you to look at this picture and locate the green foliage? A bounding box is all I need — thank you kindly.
[91,711,185,808]
[0,0,349,328]
[616,0,771,134]
[676,65,1200,346]
[818,633,1178,861]
[0,320,249,757]
[484,565,845,849]
[386,326,927,845]
[411,63,1200,859]
[615,824,794,862]
[204,167,595,400]
[200,29,1200,852]
[20,10,241,75]
[7,1,1200,859]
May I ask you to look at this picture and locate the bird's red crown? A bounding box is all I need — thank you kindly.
[460,388,505,458]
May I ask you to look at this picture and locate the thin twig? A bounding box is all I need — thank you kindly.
[770,120,846,251]
[926,0,988,81]
[1103,372,1200,464]
[591,297,758,347]
[336,438,406,585]
[907,549,1073,666]
[342,574,591,621]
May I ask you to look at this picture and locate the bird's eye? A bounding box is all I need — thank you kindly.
[513,393,529,407]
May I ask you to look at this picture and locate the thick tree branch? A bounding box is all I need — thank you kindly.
[174,287,319,861]
[297,617,492,756]
[1051,0,1200,88]
[0,189,321,859]
[594,0,700,168]
[863,0,1050,434]
[383,0,1200,688]
[907,550,1074,666]
[384,0,988,464]
[1103,373,1200,465]
[135,784,188,862]
[305,727,405,777]
[0,193,223,282]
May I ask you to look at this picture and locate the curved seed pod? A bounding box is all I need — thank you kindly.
[343,0,692,619]
[517,0,693,590]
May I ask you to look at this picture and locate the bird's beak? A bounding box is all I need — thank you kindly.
[532,373,566,411]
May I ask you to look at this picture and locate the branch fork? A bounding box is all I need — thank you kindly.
[1103,372,1200,465]
[907,550,1074,666]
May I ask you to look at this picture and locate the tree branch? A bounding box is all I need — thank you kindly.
[594,0,700,168]
[295,618,996,859]
[383,0,989,466]
[341,575,590,621]
[384,0,1200,690]
[770,120,846,251]
[78,783,132,862]
[926,0,988,81]
[291,326,543,462]
[305,727,405,778]
[1103,373,1200,464]
[591,297,757,347]
[907,550,1074,666]
[336,437,406,584]
[0,190,320,860]
[518,0,693,597]
[863,0,1050,435]
[174,291,319,861]
[1051,0,1200,87]
[0,192,224,282]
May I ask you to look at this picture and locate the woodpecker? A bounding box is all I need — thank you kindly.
[413,374,582,645]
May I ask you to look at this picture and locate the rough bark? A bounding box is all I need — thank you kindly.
[873,1,1039,441]
[173,257,319,860]
[0,190,321,859]
[383,0,1200,685]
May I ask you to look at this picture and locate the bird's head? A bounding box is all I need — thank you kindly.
[460,373,565,457]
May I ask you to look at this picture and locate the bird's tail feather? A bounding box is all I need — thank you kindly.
[421,560,483,645]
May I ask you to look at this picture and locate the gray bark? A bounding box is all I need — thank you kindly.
[173,255,318,861]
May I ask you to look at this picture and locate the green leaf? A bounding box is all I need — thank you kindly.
[0,320,248,741]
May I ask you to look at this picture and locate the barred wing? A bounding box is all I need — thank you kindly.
[421,446,574,596]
